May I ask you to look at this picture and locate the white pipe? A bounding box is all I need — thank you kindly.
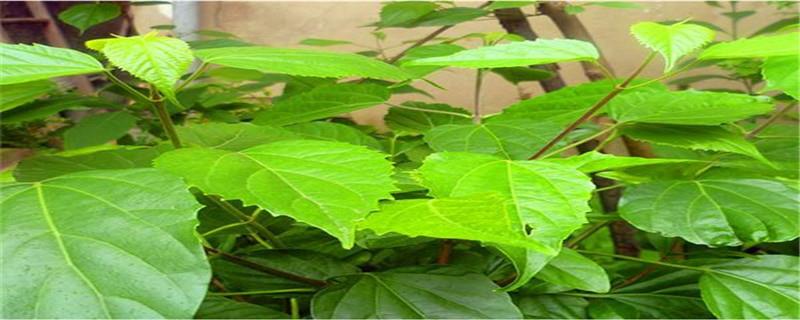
[172,1,200,41]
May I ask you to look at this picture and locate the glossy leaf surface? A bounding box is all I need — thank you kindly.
[609,90,773,125]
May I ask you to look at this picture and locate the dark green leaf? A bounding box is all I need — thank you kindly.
[58,3,121,34]
[0,80,55,112]
[253,84,390,126]
[413,7,488,27]
[63,111,137,150]
[378,1,438,28]
[13,146,167,182]
[195,297,288,319]
[516,295,588,319]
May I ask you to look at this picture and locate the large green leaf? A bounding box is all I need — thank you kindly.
[284,121,383,150]
[720,124,799,178]
[762,55,799,100]
[311,267,522,318]
[86,32,193,101]
[0,43,104,85]
[537,249,610,293]
[397,44,466,78]
[177,123,299,151]
[544,151,698,173]
[619,178,799,246]
[384,102,472,134]
[194,46,409,81]
[609,90,774,125]
[491,79,666,125]
[63,111,138,150]
[14,146,167,182]
[360,194,551,252]
[0,169,210,318]
[58,3,121,34]
[154,140,396,248]
[0,80,55,112]
[252,84,390,126]
[419,152,595,289]
[195,297,288,319]
[700,255,800,319]
[630,21,715,71]
[404,39,599,68]
[622,124,769,164]
[699,32,800,60]
[423,119,562,160]
[516,295,588,319]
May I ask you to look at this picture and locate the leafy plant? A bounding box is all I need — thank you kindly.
[1,2,798,319]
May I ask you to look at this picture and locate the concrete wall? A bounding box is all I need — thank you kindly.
[135,1,782,127]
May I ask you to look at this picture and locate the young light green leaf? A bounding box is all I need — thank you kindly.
[622,124,771,164]
[311,267,522,319]
[0,43,104,85]
[630,21,715,71]
[58,3,121,34]
[404,39,599,68]
[423,119,562,160]
[619,177,799,246]
[492,79,666,126]
[63,111,137,150]
[544,151,699,173]
[177,123,299,151]
[194,46,410,81]
[384,102,472,134]
[537,249,610,293]
[700,255,799,319]
[86,32,193,101]
[762,55,799,100]
[154,140,396,248]
[609,90,774,125]
[284,121,383,150]
[0,169,210,318]
[252,84,390,126]
[361,194,551,252]
[195,297,289,319]
[13,146,167,182]
[699,32,800,59]
[0,80,55,112]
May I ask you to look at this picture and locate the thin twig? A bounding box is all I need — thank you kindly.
[436,240,454,265]
[152,98,183,149]
[745,102,796,139]
[566,221,611,248]
[205,246,327,287]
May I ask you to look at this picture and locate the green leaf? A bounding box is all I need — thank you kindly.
[154,140,396,248]
[544,151,699,173]
[485,1,538,10]
[194,46,410,81]
[397,44,466,78]
[252,84,390,126]
[537,249,610,293]
[699,32,800,59]
[492,79,666,126]
[404,39,599,68]
[378,1,439,28]
[413,7,488,27]
[619,177,799,246]
[0,169,210,318]
[58,3,121,34]
[63,111,138,150]
[86,32,193,101]
[361,194,551,251]
[384,102,471,134]
[0,43,104,85]
[195,297,289,319]
[700,255,800,319]
[298,38,352,47]
[621,124,770,164]
[490,67,553,84]
[423,119,562,160]
[516,295,588,319]
[419,152,595,288]
[630,21,715,71]
[609,90,774,125]
[284,121,383,150]
[0,95,112,124]
[762,55,799,100]
[587,1,644,9]
[0,80,55,112]
[14,146,167,182]
[177,123,299,151]
[311,267,522,318]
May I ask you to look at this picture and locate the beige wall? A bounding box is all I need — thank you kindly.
[137,1,781,128]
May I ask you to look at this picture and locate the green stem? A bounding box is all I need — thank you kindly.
[152,98,183,149]
[566,221,611,248]
[202,210,263,237]
[176,62,209,92]
[205,246,328,287]
[530,52,656,159]
[541,124,620,159]
[624,60,700,90]
[207,196,286,249]
[104,71,151,102]
[208,288,317,296]
[576,250,709,272]
[290,298,300,320]
[745,102,796,139]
